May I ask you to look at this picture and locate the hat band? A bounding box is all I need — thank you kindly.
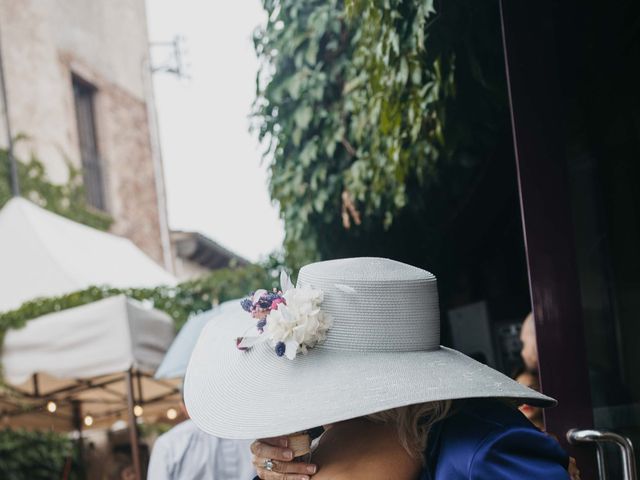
[298,275,441,352]
[316,315,441,352]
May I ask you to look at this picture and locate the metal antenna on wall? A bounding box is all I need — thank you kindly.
[150,36,190,80]
[0,22,20,196]
[143,34,190,275]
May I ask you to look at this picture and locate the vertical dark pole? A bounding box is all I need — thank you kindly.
[126,369,142,480]
[32,373,40,397]
[71,400,86,480]
[499,0,595,476]
[136,370,144,405]
[0,23,19,196]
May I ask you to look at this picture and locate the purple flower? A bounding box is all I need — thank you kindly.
[258,292,281,309]
[240,298,254,312]
[256,318,267,332]
[275,341,286,357]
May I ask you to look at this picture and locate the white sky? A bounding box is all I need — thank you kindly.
[145,0,284,262]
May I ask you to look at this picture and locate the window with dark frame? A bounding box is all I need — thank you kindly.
[72,75,106,211]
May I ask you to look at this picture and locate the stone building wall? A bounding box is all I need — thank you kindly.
[0,0,171,268]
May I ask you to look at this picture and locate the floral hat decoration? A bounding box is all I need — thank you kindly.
[236,271,333,360]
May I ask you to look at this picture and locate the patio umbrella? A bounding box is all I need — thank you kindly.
[1,295,180,480]
[155,299,243,380]
[0,197,176,312]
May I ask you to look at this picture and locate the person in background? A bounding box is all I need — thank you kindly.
[514,367,544,430]
[523,311,630,408]
[517,312,543,430]
[120,465,137,480]
[520,312,538,372]
[518,312,581,480]
[147,398,255,480]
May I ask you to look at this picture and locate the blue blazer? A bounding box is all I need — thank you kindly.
[421,399,570,479]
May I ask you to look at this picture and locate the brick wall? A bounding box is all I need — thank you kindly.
[0,0,170,267]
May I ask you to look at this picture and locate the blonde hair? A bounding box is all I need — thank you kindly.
[366,400,453,461]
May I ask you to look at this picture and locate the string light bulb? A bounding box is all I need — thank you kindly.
[46,401,57,413]
[166,408,177,420]
[84,415,93,427]
[133,405,143,417]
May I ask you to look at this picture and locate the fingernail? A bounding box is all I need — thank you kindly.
[306,465,317,474]
[284,450,293,460]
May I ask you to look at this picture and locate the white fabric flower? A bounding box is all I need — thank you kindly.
[265,285,332,359]
[237,271,332,359]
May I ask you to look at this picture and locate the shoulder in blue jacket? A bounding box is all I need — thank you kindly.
[422,399,569,480]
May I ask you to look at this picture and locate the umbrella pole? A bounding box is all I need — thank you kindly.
[71,400,86,480]
[125,369,142,480]
[32,373,39,396]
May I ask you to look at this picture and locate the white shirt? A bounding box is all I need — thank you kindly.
[147,419,255,480]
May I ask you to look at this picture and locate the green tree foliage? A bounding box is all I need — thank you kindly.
[0,428,78,480]
[343,0,453,219]
[0,148,112,231]
[254,0,510,270]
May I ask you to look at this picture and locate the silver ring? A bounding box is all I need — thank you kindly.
[264,459,274,471]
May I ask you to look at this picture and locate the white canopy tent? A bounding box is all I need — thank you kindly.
[0,197,176,313]
[3,295,174,385]
[1,295,180,479]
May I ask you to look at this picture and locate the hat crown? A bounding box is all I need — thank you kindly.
[297,257,440,352]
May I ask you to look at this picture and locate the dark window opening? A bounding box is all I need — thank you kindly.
[72,75,105,211]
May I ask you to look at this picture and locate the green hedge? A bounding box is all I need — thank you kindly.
[0,260,282,375]
[0,428,78,480]
[0,262,279,331]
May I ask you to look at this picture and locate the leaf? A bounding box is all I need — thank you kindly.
[325,140,337,157]
[299,141,318,166]
[286,74,303,99]
[294,106,313,129]
[396,57,409,84]
[305,39,320,65]
[292,127,303,146]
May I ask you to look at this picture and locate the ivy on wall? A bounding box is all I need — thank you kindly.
[0,148,112,231]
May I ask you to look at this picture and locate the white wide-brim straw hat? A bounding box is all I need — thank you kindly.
[185,257,554,440]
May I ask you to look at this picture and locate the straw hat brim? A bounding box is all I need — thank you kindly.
[184,312,555,440]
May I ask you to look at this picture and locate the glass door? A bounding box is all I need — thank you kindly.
[501,0,640,477]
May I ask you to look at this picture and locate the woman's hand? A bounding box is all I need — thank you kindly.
[568,457,580,480]
[251,436,318,480]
